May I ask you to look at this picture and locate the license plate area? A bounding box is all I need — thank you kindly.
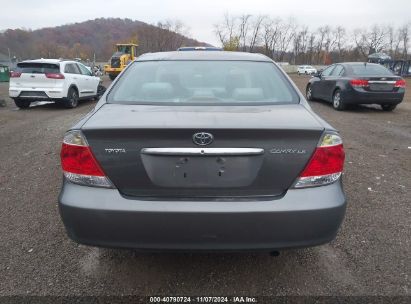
[141,154,264,188]
[369,83,393,91]
[19,91,48,98]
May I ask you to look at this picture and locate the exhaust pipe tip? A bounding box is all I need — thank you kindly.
[269,251,280,257]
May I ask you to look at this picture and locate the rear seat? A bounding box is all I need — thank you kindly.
[141,82,174,99]
[232,88,264,101]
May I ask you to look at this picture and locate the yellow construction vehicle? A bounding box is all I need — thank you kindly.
[104,43,138,80]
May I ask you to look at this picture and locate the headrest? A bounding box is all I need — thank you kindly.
[141,82,174,99]
[226,73,247,89]
[192,89,215,99]
[159,73,181,84]
[232,88,264,101]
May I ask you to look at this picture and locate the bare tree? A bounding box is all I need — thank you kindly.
[398,23,410,58]
[353,25,388,60]
[368,25,388,54]
[213,13,238,48]
[316,26,328,63]
[307,32,316,64]
[214,13,411,64]
[261,17,282,57]
[292,26,308,64]
[353,28,369,59]
[277,18,297,62]
[261,18,274,56]
[248,15,265,52]
[238,14,251,51]
[334,26,346,61]
[299,27,309,63]
[324,26,336,53]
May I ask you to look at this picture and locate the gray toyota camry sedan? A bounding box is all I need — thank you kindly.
[59,51,346,251]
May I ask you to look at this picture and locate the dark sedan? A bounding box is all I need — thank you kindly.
[306,62,405,111]
[59,51,346,251]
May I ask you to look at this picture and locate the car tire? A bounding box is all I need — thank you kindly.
[332,89,346,111]
[64,87,79,109]
[306,84,315,101]
[14,99,31,109]
[109,74,117,81]
[381,104,397,111]
[97,84,106,97]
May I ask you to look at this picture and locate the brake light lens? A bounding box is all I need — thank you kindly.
[350,79,369,87]
[46,73,65,79]
[10,71,22,78]
[394,79,406,88]
[293,133,345,188]
[61,144,105,176]
[60,130,114,188]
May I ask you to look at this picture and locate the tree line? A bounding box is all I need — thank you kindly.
[214,14,411,65]
[0,18,205,62]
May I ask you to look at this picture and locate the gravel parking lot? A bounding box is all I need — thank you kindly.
[0,75,409,297]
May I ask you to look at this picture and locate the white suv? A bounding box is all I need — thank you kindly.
[9,59,101,109]
[297,65,317,75]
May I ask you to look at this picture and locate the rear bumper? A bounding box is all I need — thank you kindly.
[104,67,123,74]
[9,88,65,100]
[343,89,404,105]
[58,180,346,251]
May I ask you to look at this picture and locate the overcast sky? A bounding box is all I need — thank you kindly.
[1,0,411,45]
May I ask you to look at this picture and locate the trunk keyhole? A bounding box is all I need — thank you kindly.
[183,172,187,178]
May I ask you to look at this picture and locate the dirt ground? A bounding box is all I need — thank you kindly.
[0,75,409,297]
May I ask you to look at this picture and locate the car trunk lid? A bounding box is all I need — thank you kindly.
[81,104,324,198]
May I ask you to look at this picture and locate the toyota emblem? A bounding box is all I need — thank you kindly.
[192,132,214,146]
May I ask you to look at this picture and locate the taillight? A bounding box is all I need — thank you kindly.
[293,133,345,188]
[350,79,369,87]
[394,79,406,88]
[45,73,65,79]
[10,71,22,78]
[60,130,114,188]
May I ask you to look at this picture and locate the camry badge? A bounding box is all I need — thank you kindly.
[192,132,214,146]
[270,148,306,154]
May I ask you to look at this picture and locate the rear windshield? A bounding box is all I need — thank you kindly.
[16,62,60,74]
[108,61,299,105]
[350,64,393,76]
